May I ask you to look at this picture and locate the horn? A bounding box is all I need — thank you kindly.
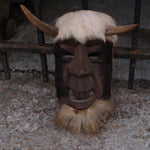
[105,24,138,35]
[20,5,58,37]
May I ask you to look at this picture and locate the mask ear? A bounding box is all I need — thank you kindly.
[20,5,58,37]
[105,24,138,35]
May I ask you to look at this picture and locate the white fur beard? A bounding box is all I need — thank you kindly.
[54,100,114,134]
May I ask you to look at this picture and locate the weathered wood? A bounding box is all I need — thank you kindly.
[0,43,150,60]
[114,47,150,59]
[0,42,54,54]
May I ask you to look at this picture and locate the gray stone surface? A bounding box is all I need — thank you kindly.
[0,73,150,149]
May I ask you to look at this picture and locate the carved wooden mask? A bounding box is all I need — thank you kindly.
[20,6,137,110]
[55,39,113,110]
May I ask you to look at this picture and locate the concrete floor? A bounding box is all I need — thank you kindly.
[0,72,150,150]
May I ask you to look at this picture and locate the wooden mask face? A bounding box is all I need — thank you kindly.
[54,39,113,110]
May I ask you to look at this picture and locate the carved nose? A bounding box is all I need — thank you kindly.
[78,64,92,76]
[68,59,93,76]
[67,45,93,76]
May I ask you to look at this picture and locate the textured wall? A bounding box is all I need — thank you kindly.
[0,0,150,80]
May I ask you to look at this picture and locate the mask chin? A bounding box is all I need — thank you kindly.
[68,89,95,109]
[54,99,114,134]
[59,91,96,110]
[59,97,96,110]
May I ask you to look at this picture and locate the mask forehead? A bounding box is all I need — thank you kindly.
[54,10,118,44]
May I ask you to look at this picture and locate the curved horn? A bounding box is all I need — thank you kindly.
[105,24,138,35]
[20,5,58,37]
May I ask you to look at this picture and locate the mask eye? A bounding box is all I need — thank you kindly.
[63,51,74,57]
[88,52,103,63]
[62,51,74,61]
[88,52,100,57]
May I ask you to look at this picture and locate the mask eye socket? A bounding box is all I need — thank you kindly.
[88,52,103,63]
[62,51,74,61]
[88,52,100,57]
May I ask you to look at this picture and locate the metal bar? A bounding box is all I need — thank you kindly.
[0,52,11,79]
[82,0,88,10]
[34,0,49,82]
[0,42,54,54]
[128,0,142,89]
[0,23,11,80]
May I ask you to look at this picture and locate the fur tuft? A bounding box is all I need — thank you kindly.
[54,99,114,134]
[54,10,118,44]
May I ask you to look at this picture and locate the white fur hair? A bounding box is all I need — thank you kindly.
[54,99,114,134]
[54,10,118,44]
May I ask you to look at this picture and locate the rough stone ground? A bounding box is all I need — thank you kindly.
[0,72,150,150]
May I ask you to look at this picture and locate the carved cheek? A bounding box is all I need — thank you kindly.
[62,62,70,85]
[91,64,104,97]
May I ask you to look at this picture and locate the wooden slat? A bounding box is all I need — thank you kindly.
[0,43,149,59]
[0,42,54,54]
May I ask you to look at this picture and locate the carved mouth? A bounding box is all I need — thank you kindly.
[69,90,95,103]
